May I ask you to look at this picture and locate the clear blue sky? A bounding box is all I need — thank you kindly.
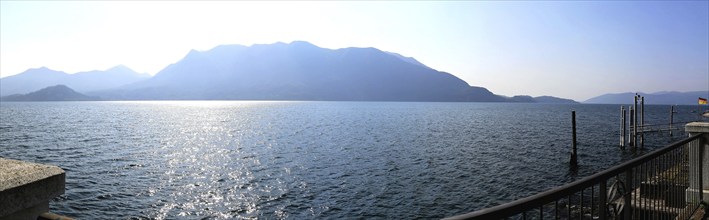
[1,1,707,101]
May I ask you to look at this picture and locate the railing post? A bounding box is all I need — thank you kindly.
[699,135,705,204]
[599,180,608,220]
[701,136,704,203]
[623,170,633,220]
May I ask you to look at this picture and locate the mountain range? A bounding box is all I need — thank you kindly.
[584,91,709,105]
[0,65,149,96]
[1,41,576,103]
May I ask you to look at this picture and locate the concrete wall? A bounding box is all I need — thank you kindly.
[685,122,709,202]
[0,158,65,220]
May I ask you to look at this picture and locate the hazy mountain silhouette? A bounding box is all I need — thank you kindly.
[4,41,576,102]
[502,95,576,103]
[1,85,99,101]
[0,65,149,96]
[532,96,578,104]
[96,41,514,101]
[584,91,709,105]
[508,95,536,103]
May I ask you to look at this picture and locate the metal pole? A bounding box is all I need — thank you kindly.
[570,111,578,167]
[628,106,632,147]
[621,106,626,147]
[670,105,674,136]
[640,96,644,147]
[630,107,635,148]
[633,95,638,149]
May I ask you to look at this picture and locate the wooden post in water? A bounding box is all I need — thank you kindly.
[640,96,644,148]
[620,106,626,147]
[570,111,578,168]
[630,106,635,148]
[628,106,632,147]
[670,105,674,136]
[633,95,638,149]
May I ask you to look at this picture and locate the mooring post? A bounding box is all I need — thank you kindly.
[620,106,626,147]
[570,111,578,167]
[628,106,632,147]
[633,95,638,149]
[630,106,635,148]
[640,96,644,147]
[670,105,674,136]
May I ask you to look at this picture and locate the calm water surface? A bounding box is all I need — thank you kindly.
[0,101,700,219]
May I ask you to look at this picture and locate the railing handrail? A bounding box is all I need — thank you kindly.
[445,134,705,220]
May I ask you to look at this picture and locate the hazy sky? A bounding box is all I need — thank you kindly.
[1,1,707,101]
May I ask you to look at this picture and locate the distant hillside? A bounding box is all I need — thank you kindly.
[469,86,506,102]
[584,91,709,105]
[507,95,536,103]
[1,85,99,101]
[0,65,149,96]
[505,95,578,103]
[533,96,578,104]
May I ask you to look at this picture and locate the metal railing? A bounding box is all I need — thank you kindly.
[446,134,706,220]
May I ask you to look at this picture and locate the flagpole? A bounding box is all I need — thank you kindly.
[699,97,708,121]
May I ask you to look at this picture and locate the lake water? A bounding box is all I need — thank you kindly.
[0,101,702,219]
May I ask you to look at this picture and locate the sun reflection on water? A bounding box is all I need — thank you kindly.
[141,101,301,219]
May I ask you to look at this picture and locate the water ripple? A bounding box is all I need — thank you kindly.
[0,101,698,219]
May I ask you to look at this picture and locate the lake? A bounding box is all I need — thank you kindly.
[0,101,700,219]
